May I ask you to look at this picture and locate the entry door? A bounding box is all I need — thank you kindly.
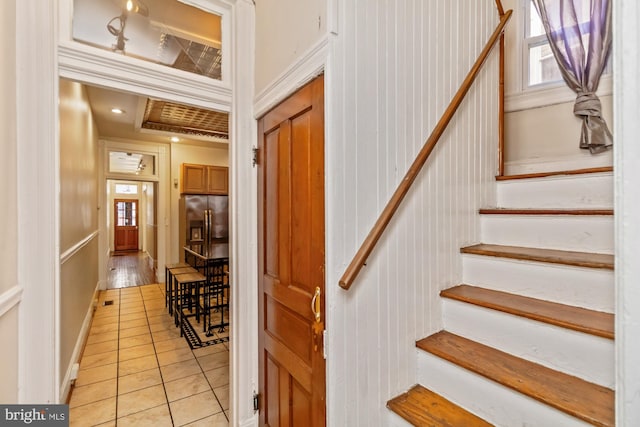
[258,75,326,426]
[114,199,139,251]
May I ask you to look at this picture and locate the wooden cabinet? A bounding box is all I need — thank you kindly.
[181,163,228,194]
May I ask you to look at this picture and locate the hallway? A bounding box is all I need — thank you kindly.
[106,252,157,289]
[68,284,229,426]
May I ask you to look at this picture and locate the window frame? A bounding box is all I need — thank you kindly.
[506,0,612,112]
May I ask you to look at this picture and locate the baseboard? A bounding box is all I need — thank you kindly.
[59,281,101,403]
[505,151,613,176]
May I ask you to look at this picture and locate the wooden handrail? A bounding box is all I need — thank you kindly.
[339,9,513,291]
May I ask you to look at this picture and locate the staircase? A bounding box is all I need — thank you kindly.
[387,168,615,427]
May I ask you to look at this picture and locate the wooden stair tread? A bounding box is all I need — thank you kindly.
[387,384,493,427]
[417,331,614,427]
[441,285,614,339]
[479,208,613,216]
[496,166,613,181]
[461,244,614,270]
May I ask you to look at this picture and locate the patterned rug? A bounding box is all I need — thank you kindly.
[180,307,230,349]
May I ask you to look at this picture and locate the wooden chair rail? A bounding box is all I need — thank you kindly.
[339,8,513,291]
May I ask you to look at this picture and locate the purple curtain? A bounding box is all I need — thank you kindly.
[533,0,613,154]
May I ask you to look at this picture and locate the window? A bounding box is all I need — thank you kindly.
[115,184,138,194]
[524,0,603,87]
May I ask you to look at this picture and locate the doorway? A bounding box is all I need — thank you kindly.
[114,198,139,251]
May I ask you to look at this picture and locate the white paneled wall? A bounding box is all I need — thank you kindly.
[325,1,500,424]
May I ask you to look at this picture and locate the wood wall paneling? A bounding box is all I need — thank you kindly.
[326,1,499,425]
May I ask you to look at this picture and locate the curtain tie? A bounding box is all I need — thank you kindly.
[574,92,602,117]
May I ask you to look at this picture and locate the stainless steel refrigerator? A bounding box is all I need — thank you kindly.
[180,195,229,251]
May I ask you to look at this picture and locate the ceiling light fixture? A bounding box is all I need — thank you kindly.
[171,136,180,143]
[107,0,149,53]
[111,108,125,114]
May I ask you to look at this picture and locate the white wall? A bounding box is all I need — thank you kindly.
[326,1,500,424]
[502,0,614,173]
[59,79,100,400]
[254,0,327,95]
[0,0,19,404]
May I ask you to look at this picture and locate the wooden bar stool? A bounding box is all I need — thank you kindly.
[174,272,207,336]
[165,262,190,313]
[170,267,198,322]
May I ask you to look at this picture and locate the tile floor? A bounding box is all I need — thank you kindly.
[69,284,229,427]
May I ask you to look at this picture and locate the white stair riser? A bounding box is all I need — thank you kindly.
[462,254,614,313]
[416,350,593,427]
[480,215,614,254]
[385,409,414,427]
[443,300,615,388]
[496,174,613,209]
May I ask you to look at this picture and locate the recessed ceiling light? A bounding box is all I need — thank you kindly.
[171,136,180,143]
[111,108,125,114]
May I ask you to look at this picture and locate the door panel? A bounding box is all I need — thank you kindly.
[258,75,325,427]
[114,199,139,251]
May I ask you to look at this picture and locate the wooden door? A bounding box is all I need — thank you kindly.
[258,75,325,426]
[114,199,139,251]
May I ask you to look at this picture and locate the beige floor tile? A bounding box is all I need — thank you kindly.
[118,368,163,395]
[151,328,181,342]
[149,321,175,333]
[117,384,167,418]
[119,307,146,316]
[196,351,229,372]
[91,315,119,327]
[169,390,222,426]
[119,304,145,313]
[75,363,118,387]
[119,355,159,376]
[119,334,153,349]
[203,366,229,389]
[119,318,149,330]
[93,310,120,320]
[147,314,175,327]
[145,308,168,318]
[69,397,116,427]
[213,384,229,411]
[119,326,150,338]
[117,403,173,427]
[69,378,117,408]
[160,359,202,382]
[154,337,187,354]
[89,323,120,335]
[119,312,147,322]
[156,347,194,367]
[164,373,211,402]
[86,331,119,345]
[80,351,118,370]
[192,343,226,358]
[118,343,156,361]
[82,340,118,357]
[182,412,229,427]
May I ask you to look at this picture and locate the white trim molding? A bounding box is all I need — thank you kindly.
[0,286,24,318]
[506,75,613,112]
[58,42,232,113]
[614,0,640,424]
[60,231,99,265]
[17,0,60,404]
[253,36,328,118]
